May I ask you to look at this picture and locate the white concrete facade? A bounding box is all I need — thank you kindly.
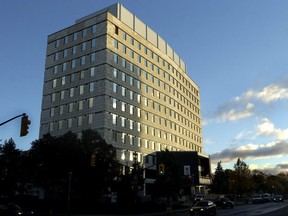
[40,3,202,167]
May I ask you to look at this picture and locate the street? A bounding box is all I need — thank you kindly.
[172,202,288,216]
[82,201,288,216]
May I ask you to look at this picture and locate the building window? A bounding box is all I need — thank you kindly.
[54,52,59,61]
[90,53,96,62]
[121,117,126,127]
[73,32,78,41]
[130,37,134,45]
[136,122,141,132]
[122,59,126,68]
[61,76,66,86]
[88,98,94,108]
[49,122,54,132]
[51,93,56,102]
[77,116,83,126]
[113,68,117,77]
[70,73,75,82]
[112,114,117,125]
[121,72,126,82]
[53,65,58,74]
[129,90,133,100]
[122,45,126,54]
[89,82,95,92]
[78,100,83,110]
[92,38,96,47]
[50,108,54,117]
[129,120,134,130]
[136,80,140,89]
[63,49,68,58]
[113,131,117,141]
[137,108,141,117]
[55,39,60,48]
[122,32,126,40]
[112,83,117,93]
[59,105,64,115]
[88,114,93,124]
[52,79,57,88]
[112,98,117,108]
[68,118,73,128]
[79,85,84,95]
[72,46,77,54]
[69,88,74,98]
[121,87,126,96]
[129,76,133,86]
[81,42,86,51]
[64,36,69,44]
[60,90,65,100]
[129,105,134,115]
[68,103,73,113]
[145,140,149,149]
[71,59,76,68]
[82,29,87,38]
[92,24,97,34]
[152,141,155,150]
[114,39,118,49]
[114,54,118,63]
[58,120,63,130]
[80,56,86,65]
[62,62,67,72]
[90,67,95,76]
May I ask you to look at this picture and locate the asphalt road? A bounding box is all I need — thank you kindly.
[74,201,288,216]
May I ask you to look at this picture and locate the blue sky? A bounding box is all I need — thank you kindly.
[1,0,288,174]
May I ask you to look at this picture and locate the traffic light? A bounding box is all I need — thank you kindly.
[20,115,31,137]
[91,153,96,167]
[159,163,165,175]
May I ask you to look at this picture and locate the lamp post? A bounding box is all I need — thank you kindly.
[67,171,72,214]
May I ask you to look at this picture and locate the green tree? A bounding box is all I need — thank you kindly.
[232,158,251,196]
[0,139,21,197]
[251,170,266,193]
[28,129,120,211]
[211,161,228,194]
[76,129,119,205]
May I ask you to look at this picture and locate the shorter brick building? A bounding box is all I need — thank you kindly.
[143,151,211,198]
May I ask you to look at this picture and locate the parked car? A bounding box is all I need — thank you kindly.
[262,193,272,202]
[273,195,284,202]
[214,197,234,208]
[252,194,264,204]
[193,194,204,203]
[190,200,217,215]
[0,202,34,216]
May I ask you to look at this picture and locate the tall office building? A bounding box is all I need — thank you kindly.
[40,3,202,166]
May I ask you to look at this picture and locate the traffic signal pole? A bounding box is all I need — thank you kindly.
[0,113,31,136]
[0,113,26,126]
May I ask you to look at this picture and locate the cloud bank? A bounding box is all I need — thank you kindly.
[211,81,288,123]
[210,140,288,163]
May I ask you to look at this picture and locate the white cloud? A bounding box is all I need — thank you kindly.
[208,81,288,124]
[216,102,254,122]
[256,118,288,140]
[203,138,213,145]
[234,83,288,104]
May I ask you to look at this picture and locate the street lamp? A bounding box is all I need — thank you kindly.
[67,172,72,214]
